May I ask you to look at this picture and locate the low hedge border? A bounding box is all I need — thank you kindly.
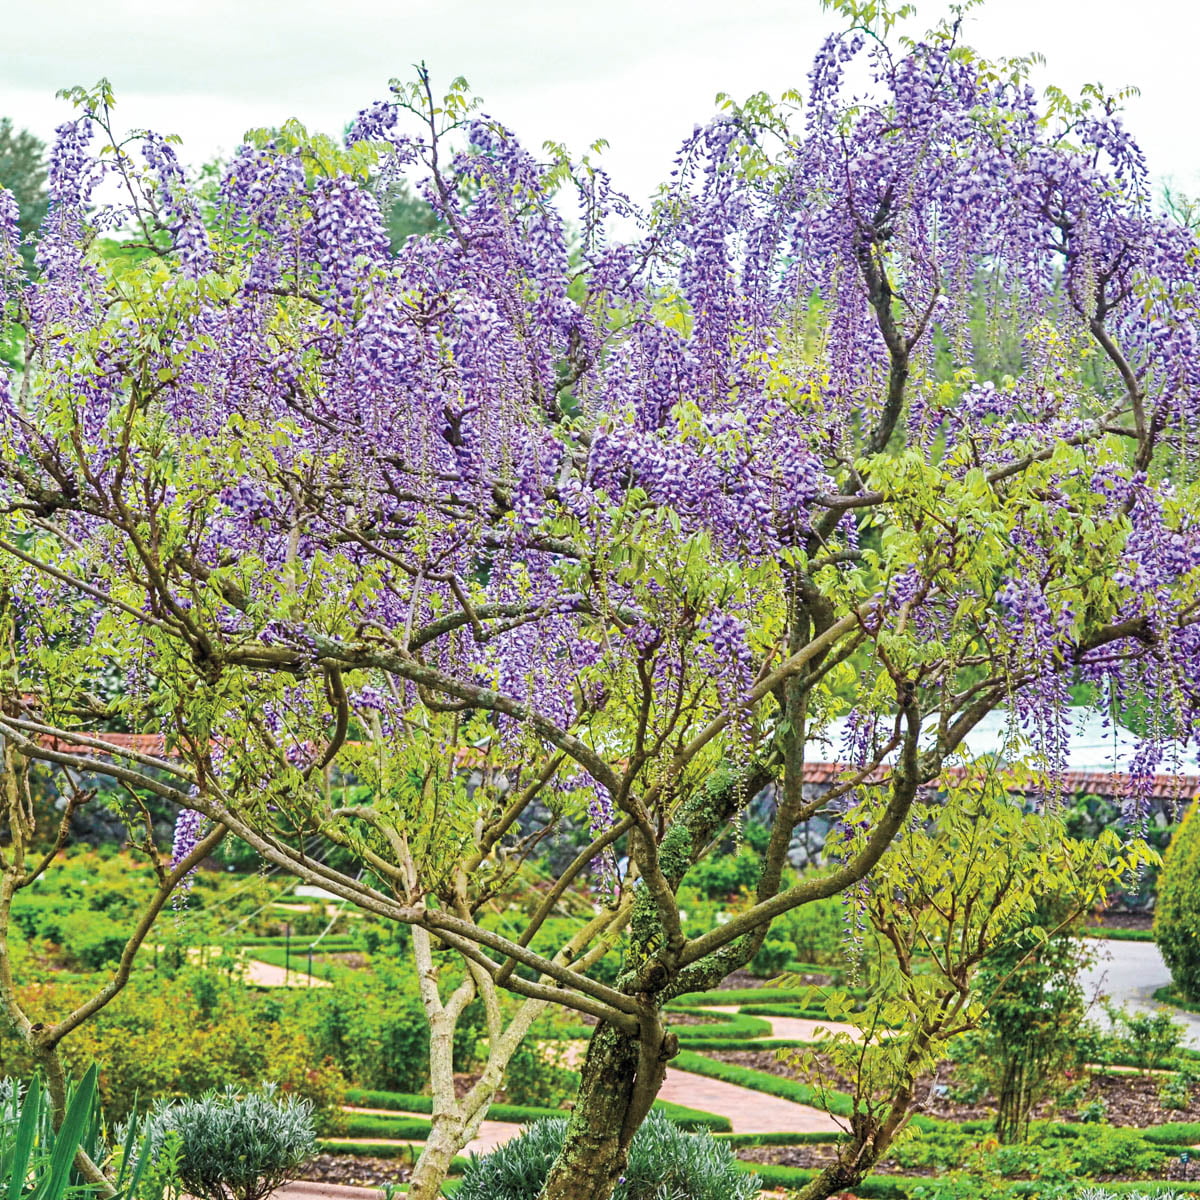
[738,1002,860,1021]
[670,988,824,1008]
[1084,926,1156,943]
[1153,983,1200,1015]
[718,1130,844,1147]
[652,1100,732,1132]
[669,1011,773,1040]
[555,1008,774,1042]
[677,1037,813,1052]
[1137,1121,1200,1146]
[318,1143,471,1174]
[343,1087,731,1133]
[340,1114,435,1140]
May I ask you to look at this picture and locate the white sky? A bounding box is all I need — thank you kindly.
[2,0,1197,204]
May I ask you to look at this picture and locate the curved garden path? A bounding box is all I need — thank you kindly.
[657,1065,839,1134]
[284,1001,847,1196]
[243,958,332,988]
[704,1003,863,1043]
[1082,937,1200,1047]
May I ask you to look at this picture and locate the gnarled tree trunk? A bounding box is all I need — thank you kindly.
[538,1024,640,1200]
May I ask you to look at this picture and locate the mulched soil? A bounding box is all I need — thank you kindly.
[326,951,370,968]
[707,1049,1200,1126]
[1094,912,1155,931]
[717,970,769,989]
[296,1154,412,1187]
[736,1142,933,1177]
[663,1011,722,1025]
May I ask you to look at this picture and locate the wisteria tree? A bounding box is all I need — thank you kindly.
[3,3,1200,1197]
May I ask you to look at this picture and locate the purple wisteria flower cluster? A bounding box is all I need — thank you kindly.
[0,18,1198,890]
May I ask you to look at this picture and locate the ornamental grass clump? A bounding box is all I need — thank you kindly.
[139,1085,316,1200]
[454,1111,758,1200]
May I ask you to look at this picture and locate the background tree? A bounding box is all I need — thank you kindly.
[785,771,1149,1197]
[2,5,1200,1200]
[1153,800,1200,1002]
[0,118,47,272]
[0,595,225,1193]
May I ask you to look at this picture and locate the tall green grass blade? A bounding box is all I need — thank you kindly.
[8,1076,42,1200]
[31,1065,98,1200]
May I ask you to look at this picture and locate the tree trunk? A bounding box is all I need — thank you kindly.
[537,1021,664,1200]
[794,1160,872,1200]
[36,1043,115,1197]
[407,1110,468,1200]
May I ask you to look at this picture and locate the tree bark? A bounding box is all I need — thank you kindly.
[407,1110,469,1200]
[537,1022,660,1200]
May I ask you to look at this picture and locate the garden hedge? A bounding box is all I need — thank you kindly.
[343,1087,731,1132]
[1083,926,1156,943]
[338,1114,436,1140]
[670,988,825,1008]
[668,1011,773,1040]
[677,1037,813,1052]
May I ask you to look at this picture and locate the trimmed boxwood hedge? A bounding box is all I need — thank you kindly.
[668,1011,773,1040]
[738,1002,851,1020]
[718,1131,844,1147]
[343,1087,731,1132]
[340,1114,436,1139]
[1083,926,1156,943]
[678,1037,814,1052]
[670,988,821,1007]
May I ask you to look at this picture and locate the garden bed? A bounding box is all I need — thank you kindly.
[297,1153,413,1186]
[706,1048,1200,1125]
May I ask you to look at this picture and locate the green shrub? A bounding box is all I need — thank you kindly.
[55,910,129,970]
[293,964,428,1093]
[749,932,795,977]
[768,894,847,966]
[341,1087,731,1132]
[666,1011,773,1040]
[1160,1070,1196,1110]
[335,1113,435,1140]
[1156,801,1200,1002]
[500,1043,577,1109]
[0,973,346,1124]
[671,1050,853,1117]
[139,1085,316,1200]
[1103,1002,1187,1068]
[682,850,762,901]
[454,1112,758,1200]
[670,988,816,1007]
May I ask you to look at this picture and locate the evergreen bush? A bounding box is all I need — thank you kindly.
[1155,802,1200,1002]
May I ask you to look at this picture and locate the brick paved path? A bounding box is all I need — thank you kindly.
[657,1065,839,1134]
[289,1002,843,1195]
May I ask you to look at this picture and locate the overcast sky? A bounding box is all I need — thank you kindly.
[3,0,1196,204]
